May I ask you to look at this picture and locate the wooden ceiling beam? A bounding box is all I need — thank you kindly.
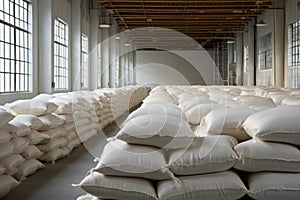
[97,0,274,49]
[101,3,272,7]
[106,8,270,13]
[110,13,262,18]
[101,0,273,3]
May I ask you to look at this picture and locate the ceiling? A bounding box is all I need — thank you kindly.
[98,0,274,49]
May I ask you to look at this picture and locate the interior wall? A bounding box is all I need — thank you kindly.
[136,50,218,87]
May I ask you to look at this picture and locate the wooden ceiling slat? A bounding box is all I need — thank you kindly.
[97,0,274,48]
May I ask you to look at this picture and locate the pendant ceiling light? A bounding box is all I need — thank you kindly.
[256,20,267,27]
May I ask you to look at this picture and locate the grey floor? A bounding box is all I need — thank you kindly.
[3,121,121,200]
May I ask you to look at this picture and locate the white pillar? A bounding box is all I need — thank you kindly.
[90,8,99,90]
[115,36,120,87]
[119,55,125,87]
[71,0,81,91]
[248,19,256,86]
[101,28,110,88]
[132,50,137,84]
[236,33,244,85]
[128,51,134,84]
[109,22,117,88]
[124,53,129,86]
[38,0,53,93]
[274,9,284,87]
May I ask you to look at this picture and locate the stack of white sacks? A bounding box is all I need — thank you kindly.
[94,87,150,129]
[0,108,45,198]
[78,85,300,200]
[77,86,248,200]
[0,86,149,198]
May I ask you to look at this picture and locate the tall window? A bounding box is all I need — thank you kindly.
[0,0,32,93]
[53,18,69,91]
[259,33,272,70]
[81,34,88,89]
[258,33,273,86]
[288,20,300,88]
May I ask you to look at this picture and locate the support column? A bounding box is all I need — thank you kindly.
[274,9,285,87]
[71,0,81,91]
[90,7,99,90]
[109,22,117,88]
[119,55,125,87]
[124,52,129,86]
[227,42,235,85]
[248,19,256,86]
[115,36,120,87]
[101,28,110,88]
[132,50,137,84]
[38,0,53,93]
[236,33,244,85]
[128,51,134,84]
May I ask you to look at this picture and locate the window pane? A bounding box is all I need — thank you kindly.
[81,34,88,89]
[53,18,69,91]
[0,0,32,93]
[288,20,300,88]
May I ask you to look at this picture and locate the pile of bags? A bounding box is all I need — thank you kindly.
[0,86,150,198]
[77,87,248,200]
[0,108,44,198]
[78,85,300,200]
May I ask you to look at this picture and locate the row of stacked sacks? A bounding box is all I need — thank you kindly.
[0,108,45,199]
[77,85,300,200]
[0,86,150,199]
[94,86,150,129]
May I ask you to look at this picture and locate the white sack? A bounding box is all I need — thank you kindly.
[116,115,194,149]
[234,139,300,172]
[78,172,157,200]
[0,109,14,127]
[0,175,20,199]
[38,114,65,131]
[169,136,238,175]
[0,142,14,160]
[14,159,45,180]
[185,103,224,125]
[0,130,11,143]
[157,171,247,200]
[94,140,172,180]
[248,172,300,200]
[243,106,300,146]
[5,99,58,116]
[204,107,257,141]
[0,154,25,172]
[21,145,43,159]
[11,137,30,154]
[11,114,44,130]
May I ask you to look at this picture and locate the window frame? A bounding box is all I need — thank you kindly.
[0,0,32,94]
[53,17,69,92]
[81,34,89,90]
[288,19,300,88]
[258,33,273,71]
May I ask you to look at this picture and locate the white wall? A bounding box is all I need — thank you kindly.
[136,50,219,87]
[137,63,190,87]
